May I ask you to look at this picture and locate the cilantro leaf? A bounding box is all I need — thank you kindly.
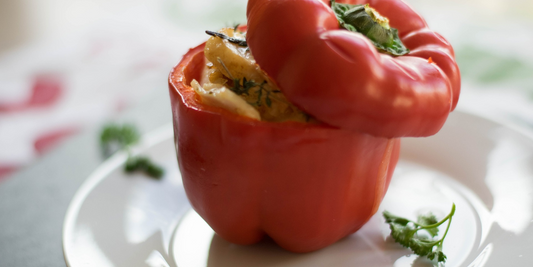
[383,203,456,263]
[428,250,447,262]
[409,237,437,257]
[390,223,417,248]
[418,213,439,237]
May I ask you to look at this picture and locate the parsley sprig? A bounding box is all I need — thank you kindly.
[100,123,164,179]
[383,203,456,263]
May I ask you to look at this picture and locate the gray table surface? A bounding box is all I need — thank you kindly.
[0,88,172,267]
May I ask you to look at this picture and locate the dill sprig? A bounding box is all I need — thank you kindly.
[231,78,271,107]
[230,77,257,96]
[229,78,271,107]
[216,57,272,107]
[253,81,270,107]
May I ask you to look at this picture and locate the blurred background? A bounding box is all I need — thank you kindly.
[0,0,532,181]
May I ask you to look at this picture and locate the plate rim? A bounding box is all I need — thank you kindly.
[62,124,174,267]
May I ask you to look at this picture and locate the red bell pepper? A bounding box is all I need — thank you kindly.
[169,44,400,252]
[247,0,461,137]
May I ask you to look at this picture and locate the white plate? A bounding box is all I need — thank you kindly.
[63,111,533,267]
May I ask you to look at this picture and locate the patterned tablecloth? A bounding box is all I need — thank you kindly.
[1,0,532,181]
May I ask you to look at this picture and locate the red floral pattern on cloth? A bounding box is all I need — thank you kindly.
[0,166,18,182]
[33,127,79,156]
[0,74,63,113]
[0,24,192,182]
[0,74,71,181]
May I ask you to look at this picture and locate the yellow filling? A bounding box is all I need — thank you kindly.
[364,4,390,30]
[193,28,309,123]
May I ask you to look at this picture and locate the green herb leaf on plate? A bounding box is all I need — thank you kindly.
[100,123,164,179]
[383,203,456,263]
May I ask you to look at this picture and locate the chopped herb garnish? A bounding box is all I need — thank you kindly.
[265,91,272,107]
[216,57,272,107]
[206,30,247,47]
[383,203,456,263]
[231,77,257,95]
[125,156,164,179]
[100,123,164,179]
[253,81,269,107]
[230,78,270,107]
[100,123,140,158]
[255,82,264,106]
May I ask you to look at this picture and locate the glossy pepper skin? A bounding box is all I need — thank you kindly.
[247,0,461,138]
[169,44,400,253]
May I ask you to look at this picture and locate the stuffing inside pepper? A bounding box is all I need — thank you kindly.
[191,28,310,123]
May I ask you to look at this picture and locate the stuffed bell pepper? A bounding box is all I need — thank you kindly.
[168,0,459,253]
